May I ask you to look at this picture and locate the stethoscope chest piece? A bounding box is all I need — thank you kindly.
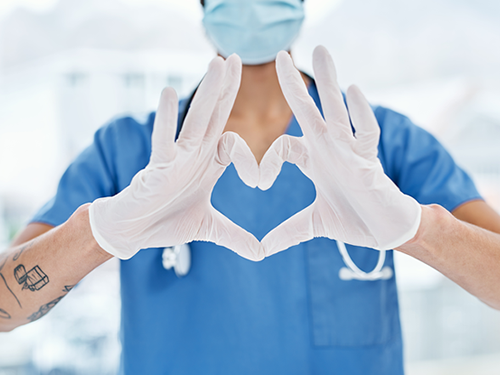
[162,244,191,277]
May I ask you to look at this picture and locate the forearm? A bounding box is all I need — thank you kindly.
[0,204,112,332]
[397,204,500,310]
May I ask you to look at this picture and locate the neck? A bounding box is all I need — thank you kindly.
[230,56,308,122]
[219,54,310,163]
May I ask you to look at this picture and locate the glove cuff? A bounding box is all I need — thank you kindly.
[89,200,133,260]
[375,199,422,251]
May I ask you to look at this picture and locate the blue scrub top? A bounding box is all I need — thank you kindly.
[32,81,481,375]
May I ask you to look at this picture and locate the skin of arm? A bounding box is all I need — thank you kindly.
[398,200,500,310]
[0,204,112,332]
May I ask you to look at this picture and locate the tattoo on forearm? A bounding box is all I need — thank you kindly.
[0,273,22,308]
[0,255,6,272]
[12,240,35,262]
[0,308,11,319]
[62,285,75,293]
[27,296,64,322]
[14,265,49,291]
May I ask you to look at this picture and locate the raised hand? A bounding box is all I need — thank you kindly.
[259,46,422,257]
[89,55,264,261]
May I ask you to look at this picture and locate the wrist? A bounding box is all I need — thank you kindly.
[69,203,114,263]
[396,204,453,258]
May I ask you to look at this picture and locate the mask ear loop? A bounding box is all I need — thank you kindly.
[336,240,393,281]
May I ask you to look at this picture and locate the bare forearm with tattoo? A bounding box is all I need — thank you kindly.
[0,204,112,332]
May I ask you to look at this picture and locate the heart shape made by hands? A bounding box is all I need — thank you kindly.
[89,45,421,263]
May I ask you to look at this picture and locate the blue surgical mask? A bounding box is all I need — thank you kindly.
[202,0,305,65]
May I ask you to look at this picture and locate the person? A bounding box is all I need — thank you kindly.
[1,0,500,374]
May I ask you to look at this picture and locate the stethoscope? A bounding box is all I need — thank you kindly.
[162,241,392,281]
[336,241,393,281]
[161,78,393,281]
[162,244,191,277]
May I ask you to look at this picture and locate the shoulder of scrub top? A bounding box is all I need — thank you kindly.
[93,92,190,148]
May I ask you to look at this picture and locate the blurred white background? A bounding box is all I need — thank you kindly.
[0,0,500,374]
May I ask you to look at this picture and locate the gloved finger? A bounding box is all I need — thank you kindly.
[202,208,265,261]
[276,51,327,140]
[177,56,226,151]
[204,54,242,145]
[217,131,259,188]
[346,85,380,160]
[262,203,317,257]
[150,87,178,165]
[312,45,352,141]
[258,135,308,191]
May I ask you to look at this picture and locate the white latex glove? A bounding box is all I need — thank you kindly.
[259,46,422,256]
[89,55,264,261]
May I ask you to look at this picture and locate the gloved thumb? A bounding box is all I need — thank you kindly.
[217,131,259,188]
[259,135,308,191]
